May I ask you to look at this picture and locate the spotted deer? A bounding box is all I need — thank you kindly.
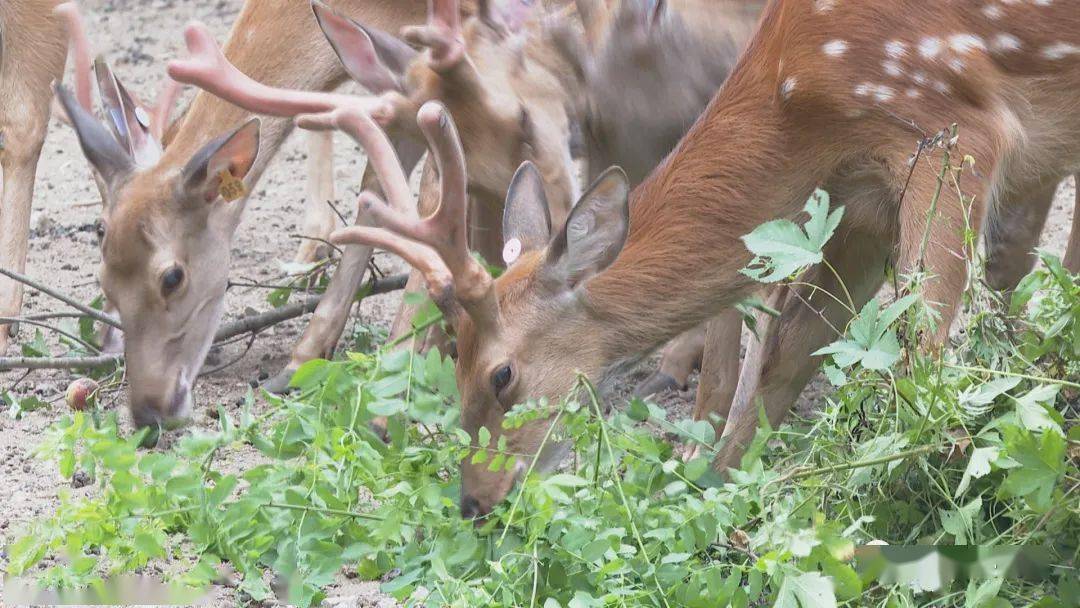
[0,0,67,355]
[53,0,447,429]
[167,0,581,394]
[549,0,764,402]
[325,0,1080,517]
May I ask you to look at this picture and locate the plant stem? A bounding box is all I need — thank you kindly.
[765,444,940,490]
[581,376,672,608]
[944,364,1080,390]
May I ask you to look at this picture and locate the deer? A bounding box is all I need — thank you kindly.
[317,0,1080,518]
[181,0,584,394]
[0,0,68,355]
[51,0,452,429]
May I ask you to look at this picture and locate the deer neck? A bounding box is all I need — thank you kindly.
[583,66,833,361]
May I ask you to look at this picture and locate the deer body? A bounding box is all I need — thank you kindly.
[0,0,67,353]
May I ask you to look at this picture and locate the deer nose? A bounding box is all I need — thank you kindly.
[460,495,487,521]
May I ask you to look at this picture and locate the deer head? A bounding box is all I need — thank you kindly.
[548,0,746,184]
[310,0,579,221]
[330,103,631,519]
[54,4,258,430]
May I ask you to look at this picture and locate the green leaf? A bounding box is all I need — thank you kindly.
[775,571,837,608]
[814,297,915,371]
[1001,428,1066,510]
[940,497,982,544]
[741,189,843,283]
[1013,385,1062,435]
[955,446,1000,498]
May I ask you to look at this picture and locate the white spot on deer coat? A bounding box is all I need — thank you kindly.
[981,4,1002,19]
[815,0,836,11]
[781,77,798,99]
[906,88,921,98]
[919,37,944,59]
[885,40,907,59]
[1042,43,1080,60]
[949,34,986,54]
[912,71,928,85]
[823,40,848,56]
[854,82,873,97]
[991,33,1022,53]
[873,85,895,102]
[883,60,903,77]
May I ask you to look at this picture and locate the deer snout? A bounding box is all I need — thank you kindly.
[129,369,194,430]
[460,495,491,522]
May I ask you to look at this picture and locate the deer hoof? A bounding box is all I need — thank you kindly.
[633,371,681,398]
[261,367,297,394]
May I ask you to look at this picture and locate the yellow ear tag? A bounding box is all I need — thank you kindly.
[218,169,246,202]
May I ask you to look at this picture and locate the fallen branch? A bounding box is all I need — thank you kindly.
[213,273,407,342]
[0,267,120,329]
[0,273,408,371]
[0,354,122,371]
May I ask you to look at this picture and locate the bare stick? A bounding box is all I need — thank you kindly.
[213,273,406,342]
[0,317,101,353]
[0,267,120,329]
[0,354,122,371]
[0,274,407,371]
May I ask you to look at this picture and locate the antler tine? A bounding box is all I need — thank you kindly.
[296,105,412,214]
[168,22,385,120]
[401,0,468,73]
[415,102,498,321]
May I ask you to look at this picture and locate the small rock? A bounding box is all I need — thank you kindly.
[71,470,92,488]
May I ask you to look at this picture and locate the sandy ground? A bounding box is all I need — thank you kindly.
[1,0,1077,606]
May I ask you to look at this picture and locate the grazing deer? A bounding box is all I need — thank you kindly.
[0,0,67,354]
[188,0,582,392]
[328,0,1080,517]
[54,0,444,429]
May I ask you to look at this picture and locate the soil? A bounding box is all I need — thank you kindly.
[0,1,1076,606]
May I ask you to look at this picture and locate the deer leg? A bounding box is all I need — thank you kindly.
[634,325,706,397]
[984,178,1058,292]
[712,230,891,473]
[1065,175,1080,274]
[1,101,54,353]
[678,309,742,460]
[292,130,338,267]
[264,138,425,393]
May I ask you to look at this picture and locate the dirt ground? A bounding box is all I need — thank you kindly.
[0,1,1077,606]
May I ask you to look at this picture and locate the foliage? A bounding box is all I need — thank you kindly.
[3,190,1077,607]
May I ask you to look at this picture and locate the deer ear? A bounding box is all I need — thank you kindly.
[311,0,416,94]
[544,166,629,288]
[181,118,260,203]
[54,83,134,192]
[94,58,163,166]
[502,161,552,265]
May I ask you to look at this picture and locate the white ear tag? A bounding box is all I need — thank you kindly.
[502,237,522,265]
[134,106,151,128]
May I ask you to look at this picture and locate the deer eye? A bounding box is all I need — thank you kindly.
[161,266,185,296]
[491,364,513,395]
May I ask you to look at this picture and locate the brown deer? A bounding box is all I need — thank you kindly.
[326,0,1080,518]
[0,0,67,355]
[174,0,583,393]
[52,0,444,429]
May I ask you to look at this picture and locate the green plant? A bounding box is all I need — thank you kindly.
[4,180,1076,607]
